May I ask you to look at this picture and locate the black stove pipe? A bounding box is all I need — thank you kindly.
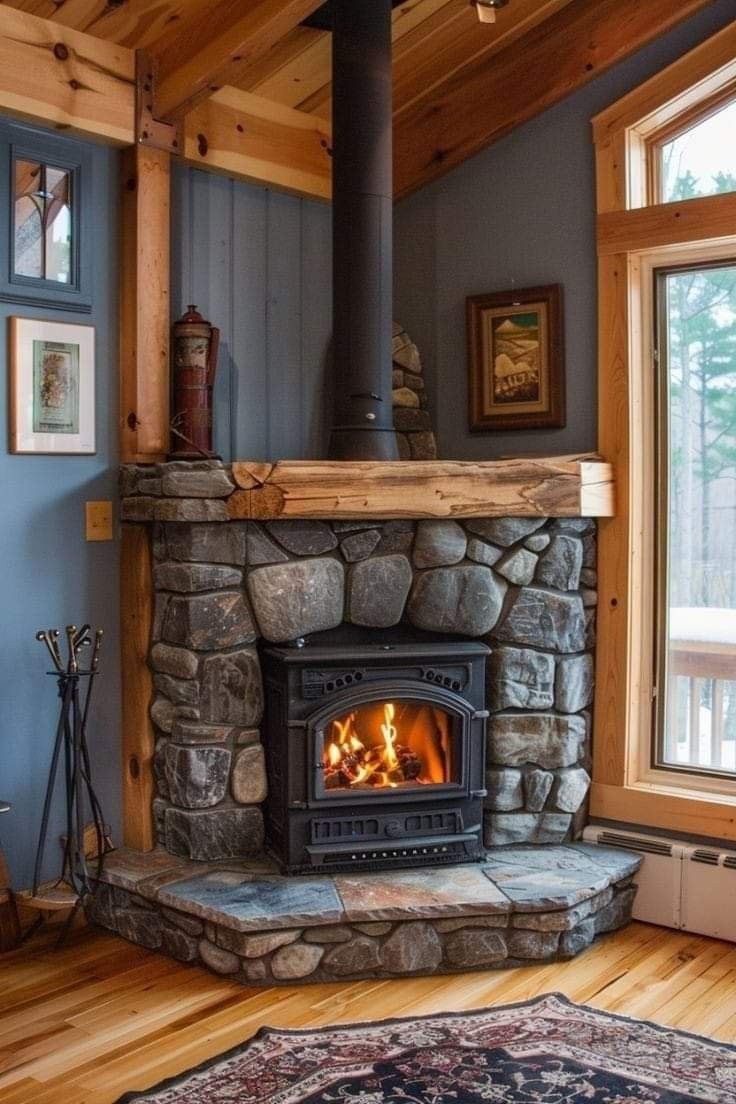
[327,0,399,461]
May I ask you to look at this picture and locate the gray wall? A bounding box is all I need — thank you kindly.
[172,167,333,462]
[1,122,120,888]
[394,0,736,460]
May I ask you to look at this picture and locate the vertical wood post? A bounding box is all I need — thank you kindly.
[120,144,171,464]
[120,524,155,850]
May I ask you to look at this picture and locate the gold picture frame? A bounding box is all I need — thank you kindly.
[467,284,565,431]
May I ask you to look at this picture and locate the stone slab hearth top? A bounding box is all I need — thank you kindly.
[97,844,640,935]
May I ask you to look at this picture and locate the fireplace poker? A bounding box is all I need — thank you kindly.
[36,631,63,673]
[49,629,64,671]
[65,625,78,675]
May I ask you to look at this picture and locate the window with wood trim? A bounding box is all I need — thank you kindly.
[592,19,736,840]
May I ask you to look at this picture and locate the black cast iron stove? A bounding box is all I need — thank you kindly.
[261,637,489,875]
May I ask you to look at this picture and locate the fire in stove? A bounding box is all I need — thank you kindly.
[322,700,453,791]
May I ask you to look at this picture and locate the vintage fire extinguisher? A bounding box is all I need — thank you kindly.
[169,305,220,459]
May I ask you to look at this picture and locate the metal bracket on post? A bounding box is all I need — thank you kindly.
[136,50,182,155]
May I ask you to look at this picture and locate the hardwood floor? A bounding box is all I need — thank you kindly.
[2,919,736,1103]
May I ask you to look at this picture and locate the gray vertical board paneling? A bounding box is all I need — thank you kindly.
[393,0,736,461]
[171,167,333,461]
[300,199,333,457]
[266,191,304,459]
[189,170,234,460]
[232,184,268,459]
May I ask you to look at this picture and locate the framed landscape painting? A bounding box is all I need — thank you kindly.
[467,284,565,431]
[9,316,95,453]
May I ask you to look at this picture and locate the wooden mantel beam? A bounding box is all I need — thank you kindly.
[151,0,324,122]
[393,0,715,197]
[224,456,615,521]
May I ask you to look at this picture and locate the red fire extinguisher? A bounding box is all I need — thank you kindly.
[169,305,220,459]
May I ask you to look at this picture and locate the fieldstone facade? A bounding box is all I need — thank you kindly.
[121,463,597,863]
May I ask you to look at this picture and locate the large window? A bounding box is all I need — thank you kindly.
[657,263,736,777]
[591,22,736,839]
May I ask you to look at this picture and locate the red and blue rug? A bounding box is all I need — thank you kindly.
[118,993,736,1103]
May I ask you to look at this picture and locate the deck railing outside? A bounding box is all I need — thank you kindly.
[666,608,736,773]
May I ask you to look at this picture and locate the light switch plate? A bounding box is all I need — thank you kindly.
[86,500,113,541]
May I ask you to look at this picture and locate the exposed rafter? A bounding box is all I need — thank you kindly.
[149,0,324,121]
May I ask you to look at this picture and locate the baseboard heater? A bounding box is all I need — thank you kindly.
[583,825,736,941]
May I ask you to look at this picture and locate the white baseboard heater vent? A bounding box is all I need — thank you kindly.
[583,826,736,941]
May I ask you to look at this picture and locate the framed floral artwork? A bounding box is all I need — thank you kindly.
[466,284,565,431]
[8,316,95,453]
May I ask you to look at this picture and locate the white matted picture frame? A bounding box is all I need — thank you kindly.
[9,316,95,454]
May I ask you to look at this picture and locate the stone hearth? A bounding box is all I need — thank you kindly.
[91,843,640,984]
[108,459,621,983]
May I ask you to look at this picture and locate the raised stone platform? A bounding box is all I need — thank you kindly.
[89,843,641,984]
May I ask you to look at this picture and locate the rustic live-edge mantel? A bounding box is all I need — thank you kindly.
[121,455,615,522]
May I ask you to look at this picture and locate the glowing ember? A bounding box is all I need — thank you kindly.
[323,701,450,790]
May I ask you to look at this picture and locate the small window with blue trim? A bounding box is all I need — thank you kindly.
[0,122,91,311]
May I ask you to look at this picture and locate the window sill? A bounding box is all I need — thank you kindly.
[590,780,736,841]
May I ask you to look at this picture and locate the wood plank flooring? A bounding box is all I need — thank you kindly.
[2,920,736,1103]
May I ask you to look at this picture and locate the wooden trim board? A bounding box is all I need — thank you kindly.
[119,144,171,465]
[225,456,615,520]
[120,524,155,852]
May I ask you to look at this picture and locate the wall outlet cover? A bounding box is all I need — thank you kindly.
[86,500,113,541]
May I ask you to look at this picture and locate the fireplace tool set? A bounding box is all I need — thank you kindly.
[30,624,109,943]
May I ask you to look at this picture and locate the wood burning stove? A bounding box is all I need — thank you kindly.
[261,638,489,874]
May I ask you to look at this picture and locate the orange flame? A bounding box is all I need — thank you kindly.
[323,702,446,790]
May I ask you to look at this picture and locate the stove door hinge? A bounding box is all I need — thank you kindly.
[471,789,488,799]
[474,709,490,720]
[136,50,182,155]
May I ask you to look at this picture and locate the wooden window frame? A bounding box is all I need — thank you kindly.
[592,19,736,841]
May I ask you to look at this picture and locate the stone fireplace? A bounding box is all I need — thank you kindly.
[124,471,597,864]
[90,456,637,986]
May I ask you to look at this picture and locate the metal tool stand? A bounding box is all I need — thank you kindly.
[29,627,109,948]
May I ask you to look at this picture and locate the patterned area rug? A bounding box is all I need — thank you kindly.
[117,993,736,1103]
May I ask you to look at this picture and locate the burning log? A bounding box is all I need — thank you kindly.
[323,703,424,789]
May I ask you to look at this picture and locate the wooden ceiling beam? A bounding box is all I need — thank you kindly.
[0,4,134,143]
[3,0,214,50]
[182,87,332,200]
[150,0,325,121]
[392,0,717,198]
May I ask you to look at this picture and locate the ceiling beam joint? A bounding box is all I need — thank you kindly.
[136,50,182,155]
